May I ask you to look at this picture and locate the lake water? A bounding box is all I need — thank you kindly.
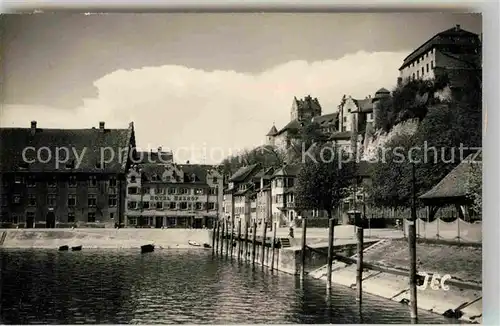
[0,249,459,324]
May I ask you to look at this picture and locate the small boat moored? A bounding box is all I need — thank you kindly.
[188,240,201,247]
[203,243,211,248]
[71,245,82,251]
[58,245,69,251]
[141,244,155,254]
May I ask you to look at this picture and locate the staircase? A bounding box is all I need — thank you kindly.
[279,237,291,248]
[350,239,389,259]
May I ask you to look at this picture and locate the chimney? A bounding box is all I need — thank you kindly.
[99,121,105,131]
[455,24,461,31]
[30,121,37,135]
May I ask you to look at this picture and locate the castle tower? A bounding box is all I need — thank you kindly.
[290,95,322,122]
[265,124,278,146]
[372,88,391,123]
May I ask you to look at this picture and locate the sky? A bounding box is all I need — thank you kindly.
[0,13,482,164]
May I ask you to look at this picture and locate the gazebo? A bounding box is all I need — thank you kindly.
[419,151,482,222]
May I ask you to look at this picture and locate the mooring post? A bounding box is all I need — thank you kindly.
[271,221,277,271]
[212,220,217,255]
[220,220,225,256]
[225,220,230,259]
[356,214,364,303]
[326,217,335,290]
[237,219,242,261]
[261,222,268,268]
[243,222,249,261]
[215,220,220,255]
[230,220,235,259]
[409,162,418,322]
[300,218,307,280]
[252,222,257,266]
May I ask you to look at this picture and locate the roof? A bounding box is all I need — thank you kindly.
[352,98,374,113]
[137,151,173,164]
[399,25,480,71]
[266,125,279,136]
[276,119,301,136]
[311,113,338,126]
[294,95,322,113]
[228,164,260,183]
[138,163,217,184]
[375,88,390,94]
[252,167,275,180]
[272,164,302,178]
[419,152,482,202]
[0,122,135,173]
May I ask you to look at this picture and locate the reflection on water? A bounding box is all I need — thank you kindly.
[0,249,459,324]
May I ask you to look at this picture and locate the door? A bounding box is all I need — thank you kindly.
[26,214,34,229]
[155,216,163,228]
[46,212,56,228]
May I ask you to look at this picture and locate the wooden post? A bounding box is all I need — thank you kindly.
[251,222,257,266]
[300,218,307,280]
[409,162,418,322]
[356,215,364,303]
[271,221,277,271]
[244,222,249,261]
[326,217,335,289]
[237,219,242,261]
[212,220,217,255]
[230,220,235,259]
[220,220,225,256]
[261,222,268,268]
[215,220,220,255]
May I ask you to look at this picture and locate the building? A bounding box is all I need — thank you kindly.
[250,167,274,226]
[124,162,223,228]
[223,164,261,229]
[0,121,136,228]
[398,25,481,87]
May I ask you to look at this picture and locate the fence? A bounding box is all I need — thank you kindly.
[403,217,482,243]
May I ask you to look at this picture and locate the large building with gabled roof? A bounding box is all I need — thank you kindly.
[0,121,136,228]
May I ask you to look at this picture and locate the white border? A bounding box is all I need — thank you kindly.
[0,1,498,325]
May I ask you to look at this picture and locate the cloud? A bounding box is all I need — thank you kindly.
[1,50,408,164]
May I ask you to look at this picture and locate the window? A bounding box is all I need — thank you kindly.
[69,176,77,187]
[47,178,57,187]
[130,175,136,183]
[128,187,138,195]
[47,194,56,207]
[431,61,434,69]
[369,113,373,120]
[169,202,177,209]
[343,117,347,123]
[88,194,97,207]
[14,176,24,184]
[417,71,419,79]
[209,187,217,195]
[195,188,204,195]
[426,63,429,73]
[168,188,177,195]
[108,194,117,207]
[109,178,117,187]
[128,217,137,225]
[180,202,188,210]
[212,177,218,183]
[142,187,150,195]
[88,212,96,223]
[154,187,164,195]
[68,195,76,207]
[68,212,75,223]
[156,201,163,210]
[412,73,415,80]
[110,213,114,220]
[28,194,36,206]
[128,201,137,210]
[142,201,150,209]
[208,202,215,210]
[195,202,203,210]
[89,176,97,187]
[421,67,424,76]
[27,177,36,187]
[180,188,189,195]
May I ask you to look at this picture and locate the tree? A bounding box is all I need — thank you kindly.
[466,162,482,218]
[295,143,354,220]
[286,122,329,163]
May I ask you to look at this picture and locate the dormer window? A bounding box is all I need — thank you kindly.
[89,176,97,187]
[212,177,218,183]
[130,175,137,183]
[19,162,29,170]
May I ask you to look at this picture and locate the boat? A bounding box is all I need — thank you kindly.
[71,245,82,251]
[141,244,155,254]
[203,243,211,248]
[188,240,201,247]
[58,245,69,251]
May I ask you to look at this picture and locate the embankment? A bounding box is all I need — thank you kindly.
[0,229,211,249]
[309,239,482,324]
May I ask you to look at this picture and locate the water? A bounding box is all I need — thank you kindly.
[0,249,459,324]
